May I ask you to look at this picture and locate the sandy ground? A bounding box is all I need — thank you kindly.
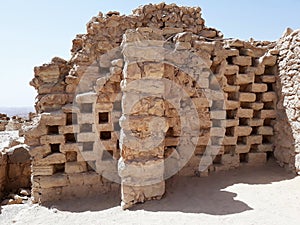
[1,159,300,225]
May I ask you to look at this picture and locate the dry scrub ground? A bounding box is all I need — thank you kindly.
[1,159,299,225]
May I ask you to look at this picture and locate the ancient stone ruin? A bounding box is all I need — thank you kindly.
[24,3,300,209]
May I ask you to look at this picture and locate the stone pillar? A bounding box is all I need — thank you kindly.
[118,29,167,209]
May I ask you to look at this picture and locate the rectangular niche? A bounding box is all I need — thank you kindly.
[47,125,59,135]
[82,142,94,151]
[80,103,93,113]
[66,113,78,125]
[50,144,60,153]
[100,131,111,140]
[64,133,77,143]
[99,112,109,124]
[239,153,248,163]
[53,163,65,174]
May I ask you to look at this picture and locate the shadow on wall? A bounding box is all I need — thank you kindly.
[44,159,295,215]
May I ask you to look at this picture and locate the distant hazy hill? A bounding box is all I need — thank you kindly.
[0,106,35,118]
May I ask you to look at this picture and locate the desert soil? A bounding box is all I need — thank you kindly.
[1,159,299,225]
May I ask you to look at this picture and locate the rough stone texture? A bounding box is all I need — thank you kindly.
[0,131,31,200]
[25,3,300,208]
[274,28,300,174]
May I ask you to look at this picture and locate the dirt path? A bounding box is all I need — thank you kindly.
[1,160,300,225]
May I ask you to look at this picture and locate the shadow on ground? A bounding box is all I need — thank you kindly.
[45,159,295,215]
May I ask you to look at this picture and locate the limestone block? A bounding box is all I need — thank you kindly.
[223,85,240,92]
[34,64,60,83]
[225,65,239,75]
[32,165,55,176]
[41,113,66,126]
[77,113,94,124]
[76,92,97,103]
[40,135,65,145]
[223,136,237,145]
[258,126,274,135]
[210,110,226,120]
[77,132,96,142]
[225,100,239,110]
[261,75,276,83]
[249,102,264,110]
[235,73,254,85]
[261,92,277,102]
[123,63,142,80]
[59,125,80,134]
[232,56,252,66]
[239,93,256,102]
[257,144,273,152]
[221,154,239,168]
[210,127,225,137]
[247,153,267,165]
[60,143,81,153]
[247,119,264,127]
[65,162,87,174]
[118,159,164,186]
[237,108,254,118]
[247,83,268,92]
[246,135,263,145]
[29,145,51,158]
[260,54,277,66]
[222,119,239,127]
[234,126,252,136]
[34,153,66,166]
[121,181,165,209]
[34,174,69,189]
[235,145,250,154]
[260,110,276,119]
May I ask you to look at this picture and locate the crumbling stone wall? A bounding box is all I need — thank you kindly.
[275,28,300,174]
[0,132,31,200]
[25,3,298,208]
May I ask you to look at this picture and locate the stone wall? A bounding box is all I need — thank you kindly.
[0,131,31,200]
[274,28,300,174]
[25,3,299,208]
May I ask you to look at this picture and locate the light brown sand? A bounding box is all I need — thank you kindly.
[1,160,300,225]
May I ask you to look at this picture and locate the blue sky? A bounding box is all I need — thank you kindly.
[0,0,299,107]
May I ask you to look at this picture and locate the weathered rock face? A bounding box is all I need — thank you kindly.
[0,131,31,199]
[275,28,300,173]
[25,3,300,208]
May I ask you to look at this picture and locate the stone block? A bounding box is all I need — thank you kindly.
[260,110,276,119]
[247,83,268,92]
[258,126,274,135]
[34,153,66,166]
[237,108,254,118]
[239,93,256,102]
[32,165,55,176]
[65,162,87,174]
[235,144,250,153]
[261,92,277,102]
[235,73,254,85]
[246,135,263,145]
[234,126,252,136]
[232,56,252,66]
[40,135,65,145]
[247,153,267,165]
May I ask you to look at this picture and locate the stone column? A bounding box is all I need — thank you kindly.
[118,28,167,209]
